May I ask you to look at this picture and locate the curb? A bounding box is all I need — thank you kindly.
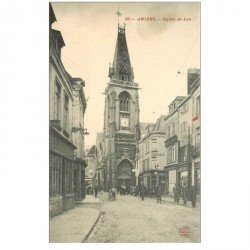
[148,196,200,209]
[82,210,104,243]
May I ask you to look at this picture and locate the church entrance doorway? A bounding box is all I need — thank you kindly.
[116,159,133,191]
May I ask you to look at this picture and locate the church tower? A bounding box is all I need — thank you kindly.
[103,23,140,189]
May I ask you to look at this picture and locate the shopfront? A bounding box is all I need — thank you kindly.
[49,129,76,216]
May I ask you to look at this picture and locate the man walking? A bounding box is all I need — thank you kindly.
[111,187,116,200]
[173,184,178,202]
[182,183,188,205]
[94,185,98,198]
[190,186,197,208]
[140,185,145,201]
[157,186,162,203]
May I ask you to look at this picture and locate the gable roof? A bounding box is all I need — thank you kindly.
[87,145,96,156]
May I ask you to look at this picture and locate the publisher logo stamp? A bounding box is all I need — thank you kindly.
[179,226,191,238]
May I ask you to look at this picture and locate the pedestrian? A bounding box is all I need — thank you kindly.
[157,186,162,203]
[182,183,187,205]
[140,186,145,201]
[108,190,112,201]
[94,186,98,198]
[190,186,197,208]
[111,187,116,200]
[126,186,129,195]
[173,184,178,202]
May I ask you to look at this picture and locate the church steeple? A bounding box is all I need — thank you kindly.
[108,24,134,82]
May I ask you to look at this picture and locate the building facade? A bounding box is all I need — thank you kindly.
[164,97,185,195]
[102,24,140,190]
[189,69,201,198]
[71,76,87,201]
[95,133,106,188]
[49,4,87,216]
[137,116,167,194]
[164,69,200,197]
[85,145,97,187]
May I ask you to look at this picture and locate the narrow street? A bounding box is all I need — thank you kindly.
[86,193,200,243]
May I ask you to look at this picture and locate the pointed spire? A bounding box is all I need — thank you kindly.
[108,23,134,82]
[115,7,122,24]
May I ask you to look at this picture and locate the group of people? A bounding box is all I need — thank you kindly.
[90,183,197,208]
[173,183,197,207]
[139,185,163,203]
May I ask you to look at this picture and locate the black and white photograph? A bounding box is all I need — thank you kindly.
[49,2,200,243]
[2,0,250,249]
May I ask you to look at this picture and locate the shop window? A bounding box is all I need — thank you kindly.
[49,154,62,196]
[65,160,73,194]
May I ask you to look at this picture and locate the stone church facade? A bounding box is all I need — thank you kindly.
[102,24,140,189]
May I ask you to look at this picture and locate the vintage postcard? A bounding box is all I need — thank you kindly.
[49,2,200,243]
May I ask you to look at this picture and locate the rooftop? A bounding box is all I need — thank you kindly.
[51,29,65,48]
[87,145,96,156]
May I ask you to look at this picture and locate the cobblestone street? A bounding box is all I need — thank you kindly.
[86,193,200,243]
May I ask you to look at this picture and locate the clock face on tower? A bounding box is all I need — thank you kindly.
[120,114,129,128]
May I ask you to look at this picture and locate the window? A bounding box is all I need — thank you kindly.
[171,122,175,136]
[49,154,62,196]
[172,144,176,162]
[119,92,130,111]
[54,79,61,120]
[151,138,157,151]
[196,96,200,116]
[145,159,149,171]
[167,125,170,138]
[180,122,187,137]
[65,160,73,194]
[145,140,150,154]
[63,94,69,131]
[167,144,177,164]
[179,146,188,162]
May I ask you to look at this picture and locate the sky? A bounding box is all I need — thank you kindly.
[51,2,200,149]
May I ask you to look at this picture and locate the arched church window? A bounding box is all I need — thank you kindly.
[119,92,130,111]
